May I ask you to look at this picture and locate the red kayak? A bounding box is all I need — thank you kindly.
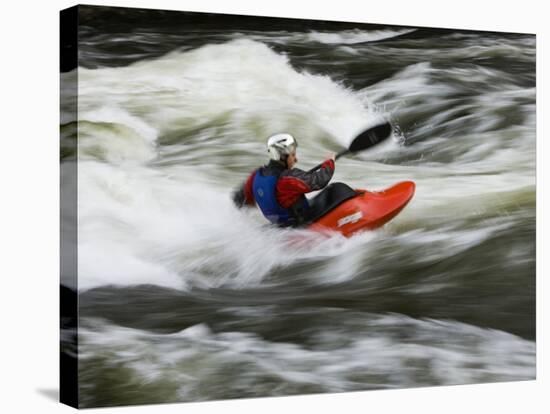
[308,181,415,237]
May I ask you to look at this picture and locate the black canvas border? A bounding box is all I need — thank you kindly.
[60,5,79,409]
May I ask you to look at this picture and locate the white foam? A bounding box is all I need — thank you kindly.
[78,314,535,400]
[306,29,416,44]
[77,106,158,163]
[77,157,376,291]
[78,39,376,150]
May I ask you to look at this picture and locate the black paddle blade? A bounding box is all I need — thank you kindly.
[349,122,392,153]
[307,122,393,172]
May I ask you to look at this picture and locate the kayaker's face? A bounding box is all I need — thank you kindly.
[287,151,297,169]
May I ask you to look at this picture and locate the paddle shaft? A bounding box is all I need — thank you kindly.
[307,149,349,173]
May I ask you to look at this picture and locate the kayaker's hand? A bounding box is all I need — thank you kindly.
[320,154,336,171]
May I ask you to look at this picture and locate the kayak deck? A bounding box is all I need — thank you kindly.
[307,181,415,237]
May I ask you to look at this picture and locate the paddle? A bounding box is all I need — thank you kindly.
[307,122,393,173]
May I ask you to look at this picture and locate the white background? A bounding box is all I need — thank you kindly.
[1,0,547,412]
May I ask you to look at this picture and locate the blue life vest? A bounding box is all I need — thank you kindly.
[252,171,291,225]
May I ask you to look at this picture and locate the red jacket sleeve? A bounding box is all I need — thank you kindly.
[242,171,256,206]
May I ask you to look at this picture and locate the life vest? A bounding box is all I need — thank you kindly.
[252,170,291,225]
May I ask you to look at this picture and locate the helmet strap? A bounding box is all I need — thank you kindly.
[281,154,289,168]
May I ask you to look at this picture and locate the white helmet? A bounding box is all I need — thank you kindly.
[266,133,297,161]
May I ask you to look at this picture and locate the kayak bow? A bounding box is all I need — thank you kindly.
[308,181,415,237]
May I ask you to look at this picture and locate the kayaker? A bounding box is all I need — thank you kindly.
[232,133,336,227]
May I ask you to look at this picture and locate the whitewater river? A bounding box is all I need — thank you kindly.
[60,8,535,408]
